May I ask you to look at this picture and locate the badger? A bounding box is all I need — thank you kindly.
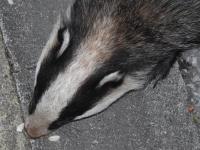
[25,0,200,138]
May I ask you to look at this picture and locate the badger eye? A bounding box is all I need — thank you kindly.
[97,71,125,88]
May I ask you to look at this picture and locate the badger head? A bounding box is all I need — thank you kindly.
[24,2,151,138]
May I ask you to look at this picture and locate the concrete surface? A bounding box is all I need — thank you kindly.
[0,0,200,149]
[179,49,200,143]
[0,31,30,149]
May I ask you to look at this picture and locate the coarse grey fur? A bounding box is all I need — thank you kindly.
[25,0,200,138]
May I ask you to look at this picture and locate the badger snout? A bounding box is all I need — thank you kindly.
[24,117,49,138]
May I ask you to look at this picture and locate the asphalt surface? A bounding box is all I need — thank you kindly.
[0,0,200,149]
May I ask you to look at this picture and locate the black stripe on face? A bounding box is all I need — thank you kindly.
[48,69,124,130]
[29,26,75,115]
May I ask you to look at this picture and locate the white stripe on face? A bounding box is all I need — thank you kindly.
[97,71,124,88]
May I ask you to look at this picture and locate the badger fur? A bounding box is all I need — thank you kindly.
[25,0,200,138]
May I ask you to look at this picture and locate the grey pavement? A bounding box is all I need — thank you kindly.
[0,0,200,150]
[0,30,30,149]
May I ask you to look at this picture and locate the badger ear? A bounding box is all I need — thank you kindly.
[97,71,125,88]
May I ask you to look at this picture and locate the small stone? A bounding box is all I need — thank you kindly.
[16,123,24,132]
[48,135,60,142]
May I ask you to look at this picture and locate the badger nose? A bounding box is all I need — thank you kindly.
[25,120,48,138]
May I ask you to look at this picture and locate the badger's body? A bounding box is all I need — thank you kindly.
[25,0,200,138]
